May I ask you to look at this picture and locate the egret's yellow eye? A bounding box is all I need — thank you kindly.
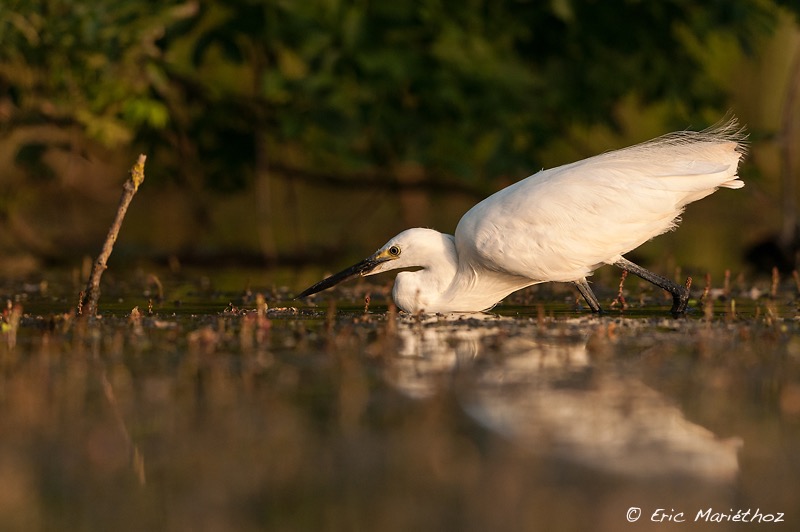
[388,245,401,257]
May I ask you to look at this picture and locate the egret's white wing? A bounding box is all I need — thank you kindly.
[456,127,744,282]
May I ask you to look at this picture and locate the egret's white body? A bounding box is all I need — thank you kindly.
[299,120,746,315]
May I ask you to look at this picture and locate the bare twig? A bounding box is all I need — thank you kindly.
[771,266,780,299]
[79,154,147,316]
[610,270,628,311]
[699,273,711,304]
[723,269,731,299]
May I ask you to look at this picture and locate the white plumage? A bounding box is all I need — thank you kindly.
[298,119,746,315]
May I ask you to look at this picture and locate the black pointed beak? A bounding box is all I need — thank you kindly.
[296,255,384,299]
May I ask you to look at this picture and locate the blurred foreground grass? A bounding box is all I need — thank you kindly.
[0,269,799,531]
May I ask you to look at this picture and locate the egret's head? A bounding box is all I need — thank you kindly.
[295,228,449,299]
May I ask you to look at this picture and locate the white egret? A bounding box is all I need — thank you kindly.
[298,119,746,316]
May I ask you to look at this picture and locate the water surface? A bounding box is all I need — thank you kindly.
[0,271,798,531]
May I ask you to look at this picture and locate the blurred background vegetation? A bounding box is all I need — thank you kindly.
[1,0,800,280]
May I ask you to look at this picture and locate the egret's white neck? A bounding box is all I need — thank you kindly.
[388,232,534,314]
[391,234,459,313]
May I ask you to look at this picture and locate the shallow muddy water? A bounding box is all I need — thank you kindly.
[1,270,799,531]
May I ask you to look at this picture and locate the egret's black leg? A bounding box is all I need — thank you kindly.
[613,257,689,317]
[572,277,603,313]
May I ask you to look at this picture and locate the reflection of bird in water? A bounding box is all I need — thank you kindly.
[388,314,503,399]
[298,120,746,316]
[386,317,740,482]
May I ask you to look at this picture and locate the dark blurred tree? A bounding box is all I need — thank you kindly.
[152,0,786,259]
[0,0,195,259]
[1,0,799,261]
[152,0,792,185]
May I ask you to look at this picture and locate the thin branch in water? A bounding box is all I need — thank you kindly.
[79,154,147,317]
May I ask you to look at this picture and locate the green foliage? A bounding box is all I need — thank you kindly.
[0,0,190,144]
[155,0,785,187]
[0,0,792,189]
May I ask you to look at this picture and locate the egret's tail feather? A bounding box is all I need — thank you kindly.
[614,116,747,163]
[720,178,745,189]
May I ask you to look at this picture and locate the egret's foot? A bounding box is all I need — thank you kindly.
[669,288,690,317]
[572,278,603,314]
[669,277,692,317]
